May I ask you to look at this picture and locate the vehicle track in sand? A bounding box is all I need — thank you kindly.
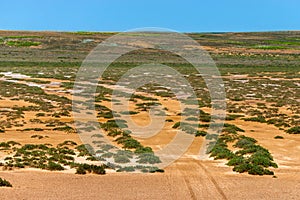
[173,159,228,200]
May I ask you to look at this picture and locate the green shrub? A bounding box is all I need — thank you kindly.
[235,145,268,156]
[31,135,44,139]
[135,146,153,154]
[225,114,244,120]
[114,155,130,163]
[195,130,207,137]
[57,140,77,147]
[86,156,97,161]
[243,116,266,123]
[7,141,21,146]
[36,113,46,117]
[223,123,245,133]
[122,138,142,149]
[233,163,252,173]
[53,126,75,133]
[90,165,106,174]
[47,162,64,171]
[234,136,257,148]
[76,144,92,156]
[200,115,211,122]
[117,166,135,172]
[248,164,265,175]
[120,111,139,115]
[14,162,25,168]
[91,134,103,138]
[172,122,181,129]
[0,142,10,148]
[186,117,199,121]
[154,169,165,173]
[210,146,234,160]
[165,119,174,122]
[274,135,284,139]
[108,129,122,137]
[249,153,277,168]
[227,156,245,166]
[76,165,86,175]
[0,178,12,187]
[75,164,105,175]
[23,128,44,131]
[101,152,114,158]
[286,126,300,134]
[137,153,161,164]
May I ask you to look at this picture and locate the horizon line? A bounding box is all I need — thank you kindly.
[0,29,299,34]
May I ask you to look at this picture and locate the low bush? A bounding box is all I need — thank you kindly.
[286,126,300,134]
[0,178,12,187]
[234,136,257,148]
[75,164,106,175]
[47,161,64,171]
[274,135,284,139]
[31,135,44,139]
[186,117,199,121]
[57,140,77,147]
[225,114,244,120]
[135,146,153,154]
[23,128,44,131]
[76,165,86,175]
[0,142,10,148]
[76,144,93,157]
[119,111,139,115]
[172,122,181,129]
[116,166,135,172]
[195,130,207,137]
[165,119,174,122]
[223,123,245,133]
[137,153,161,164]
[53,126,75,133]
[210,145,235,160]
[243,116,266,123]
[114,155,130,163]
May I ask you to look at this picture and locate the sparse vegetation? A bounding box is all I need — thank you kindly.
[6,40,41,47]
[0,30,298,178]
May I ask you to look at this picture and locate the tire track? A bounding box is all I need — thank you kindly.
[176,159,228,200]
[195,161,228,200]
[180,171,197,200]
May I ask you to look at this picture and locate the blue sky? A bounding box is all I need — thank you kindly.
[0,0,299,32]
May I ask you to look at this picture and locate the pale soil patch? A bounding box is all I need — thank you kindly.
[0,99,35,108]
[203,45,300,55]
[0,131,81,147]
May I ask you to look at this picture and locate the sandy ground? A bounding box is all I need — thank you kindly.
[0,158,299,200]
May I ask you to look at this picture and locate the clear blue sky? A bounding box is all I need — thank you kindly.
[0,0,299,32]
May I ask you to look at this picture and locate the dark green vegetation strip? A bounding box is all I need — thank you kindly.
[209,124,278,176]
[0,141,106,175]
